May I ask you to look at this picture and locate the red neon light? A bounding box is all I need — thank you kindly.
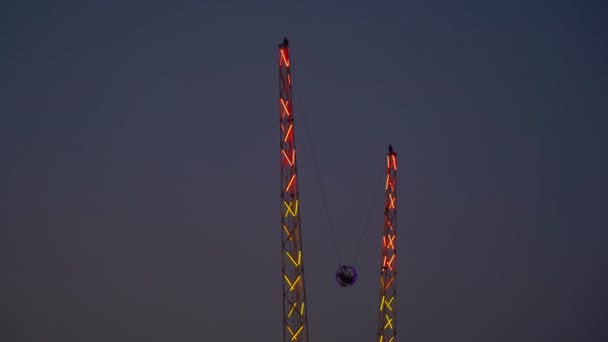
[384,255,395,271]
[389,194,395,209]
[286,174,296,192]
[282,149,293,166]
[284,124,293,142]
[280,98,291,117]
[387,220,394,232]
[382,235,395,250]
[387,234,395,249]
[280,49,290,67]
[384,276,394,289]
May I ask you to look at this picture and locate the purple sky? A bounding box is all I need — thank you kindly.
[1,1,607,341]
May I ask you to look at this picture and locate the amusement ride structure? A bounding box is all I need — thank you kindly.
[278,38,398,342]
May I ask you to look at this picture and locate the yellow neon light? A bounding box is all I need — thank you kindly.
[289,275,301,291]
[300,301,305,316]
[385,296,394,311]
[288,301,297,317]
[388,337,394,342]
[298,250,302,266]
[283,200,299,217]
[384,314,393,329]
[291,325,303,341]
[286,251,299,267]
[380,295,385,311]
[284,274,292,287]
[379,336,383,342]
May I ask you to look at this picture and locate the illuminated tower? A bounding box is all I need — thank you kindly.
[378,145,398,342]
[279,38,309,342]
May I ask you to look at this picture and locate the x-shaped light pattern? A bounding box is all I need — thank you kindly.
[282,149,296,167]
[283,200,299,218]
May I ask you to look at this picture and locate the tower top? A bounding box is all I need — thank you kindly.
[279,37,289,48]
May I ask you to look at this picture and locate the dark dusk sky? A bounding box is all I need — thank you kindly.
[1,1,607,341]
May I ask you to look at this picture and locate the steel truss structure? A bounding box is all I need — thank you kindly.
[277,38,398,342]
[279,38,309,342]
[378,145,398,342]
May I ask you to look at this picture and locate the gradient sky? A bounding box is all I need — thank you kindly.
[1,1,607,341]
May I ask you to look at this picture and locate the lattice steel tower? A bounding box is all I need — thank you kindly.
[278,37,309,342]
[378,145,398,342]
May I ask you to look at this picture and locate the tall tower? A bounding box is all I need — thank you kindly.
[378,145,398,342]
[279,38,309,342]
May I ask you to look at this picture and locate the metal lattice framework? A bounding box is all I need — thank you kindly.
[279,37,309,342]
[378,145,398,342]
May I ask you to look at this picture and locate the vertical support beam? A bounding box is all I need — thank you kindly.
[378,145,398,342]
[279,37,309,342]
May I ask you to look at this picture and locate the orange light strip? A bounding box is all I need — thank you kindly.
[383,255,395,271]
[285,174,296,192]
[386,234,395,249]
[385,174,390,190]
[280,98,291,117]
[284,124,293,142]
[384,276,394,289]
[387,220,394,232]
[280,49,290,67]
[282,149,295,167]
[283,224,293,240]
[392,155,397,170]
[389,194,395,209]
